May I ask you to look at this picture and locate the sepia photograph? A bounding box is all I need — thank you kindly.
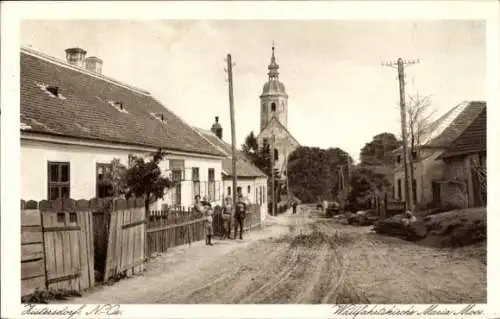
[1,1,499,318]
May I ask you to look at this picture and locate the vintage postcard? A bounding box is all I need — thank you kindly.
[1,1,499,318]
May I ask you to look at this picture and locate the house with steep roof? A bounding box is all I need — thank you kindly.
[20,46,226,208]
[436,106,486,208]
[193,118,268,218]
[391,101,486,207]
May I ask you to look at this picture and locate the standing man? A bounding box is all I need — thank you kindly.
[222,196,233,239]
[292,200,298,215]
[234,194,247,240]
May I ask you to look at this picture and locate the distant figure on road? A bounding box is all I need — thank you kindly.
[292,201,298,215]
[234,194,247,240]
[222,196,233,239]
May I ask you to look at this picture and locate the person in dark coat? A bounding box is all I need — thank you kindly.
[233,194,247,240]
[292,200,298,215]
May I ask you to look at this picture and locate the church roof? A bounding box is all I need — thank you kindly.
[261,79,287,97]
[257,116,301,147]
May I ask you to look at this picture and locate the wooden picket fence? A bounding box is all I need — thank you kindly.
[21,199,95,296]
[146,204,262,257]
[146,206,205,257]
[20,197,146,297]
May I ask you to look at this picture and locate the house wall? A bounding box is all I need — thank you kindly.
[393,148,445,206]
[21,139,223,209]
[222,177,268,221]
[440,156,469,208]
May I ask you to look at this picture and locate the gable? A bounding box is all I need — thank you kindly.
[257,117,300,148]
[20,50,225,157]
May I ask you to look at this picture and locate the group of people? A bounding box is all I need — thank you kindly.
[193,193,248,246]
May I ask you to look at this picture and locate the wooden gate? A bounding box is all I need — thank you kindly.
[20,199,95,296]
[41,199,95,291]
[103,198,146,281]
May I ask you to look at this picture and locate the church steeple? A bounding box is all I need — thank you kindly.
[267,44,279,79]
[260,42,288,131]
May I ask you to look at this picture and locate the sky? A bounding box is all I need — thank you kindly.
[21,20,486,161]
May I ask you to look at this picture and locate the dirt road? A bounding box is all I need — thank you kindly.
[68,207,486,304]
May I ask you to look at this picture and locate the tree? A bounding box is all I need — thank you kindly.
[102,158,128,197]
[347,166,391,211]
[406,93,435,202]
[125,149,173,216]
[360,132,401,166]
[241,131,259,161]
[287,146,352,203]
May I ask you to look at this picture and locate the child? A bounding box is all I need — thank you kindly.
[201,196,214,245]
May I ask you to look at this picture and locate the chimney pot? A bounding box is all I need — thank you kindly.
[211,115,223,139]
[65,48,87,67]
[85,56,103,74]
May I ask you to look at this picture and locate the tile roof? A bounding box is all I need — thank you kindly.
[194,128,267,178]
[20,48,225,157]
[440,106,486,159]
[391,101,486,154]
[425,101,486,148]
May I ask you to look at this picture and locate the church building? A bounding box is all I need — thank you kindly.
[256,46,300,181]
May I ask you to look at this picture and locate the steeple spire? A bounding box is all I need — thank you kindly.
[267,42,279,79]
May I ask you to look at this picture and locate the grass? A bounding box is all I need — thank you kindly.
[21,288,82,304]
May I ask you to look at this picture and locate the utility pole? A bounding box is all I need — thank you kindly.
[226,54,238,211]
[382,58,419,211]
[271,131,276,216]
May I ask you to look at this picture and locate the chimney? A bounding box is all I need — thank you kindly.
[85,56,103,74]
[211,116,223,139]
[65,48,87,67]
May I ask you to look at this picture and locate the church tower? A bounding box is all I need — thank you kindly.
[260,45,288,131]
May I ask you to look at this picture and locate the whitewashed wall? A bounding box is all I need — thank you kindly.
[21,139,223,209]
[393,148,445,205]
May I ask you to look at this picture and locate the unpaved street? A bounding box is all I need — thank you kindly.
[69,207,486,304]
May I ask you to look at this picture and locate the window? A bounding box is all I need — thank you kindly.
[397,179,402,200]
[411,151,417,161]
[247,185,251,194]
[274,149,279,161]
[271,102,276,112]
[172,170,183,205]
[237,186,242,196]
[48,162,70,200]
[208,168,215,201]
[395,155,401,164]
[227,186,231,196]
[192,167,200,198]
[96,163,113,198]
[263,138,269,147]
